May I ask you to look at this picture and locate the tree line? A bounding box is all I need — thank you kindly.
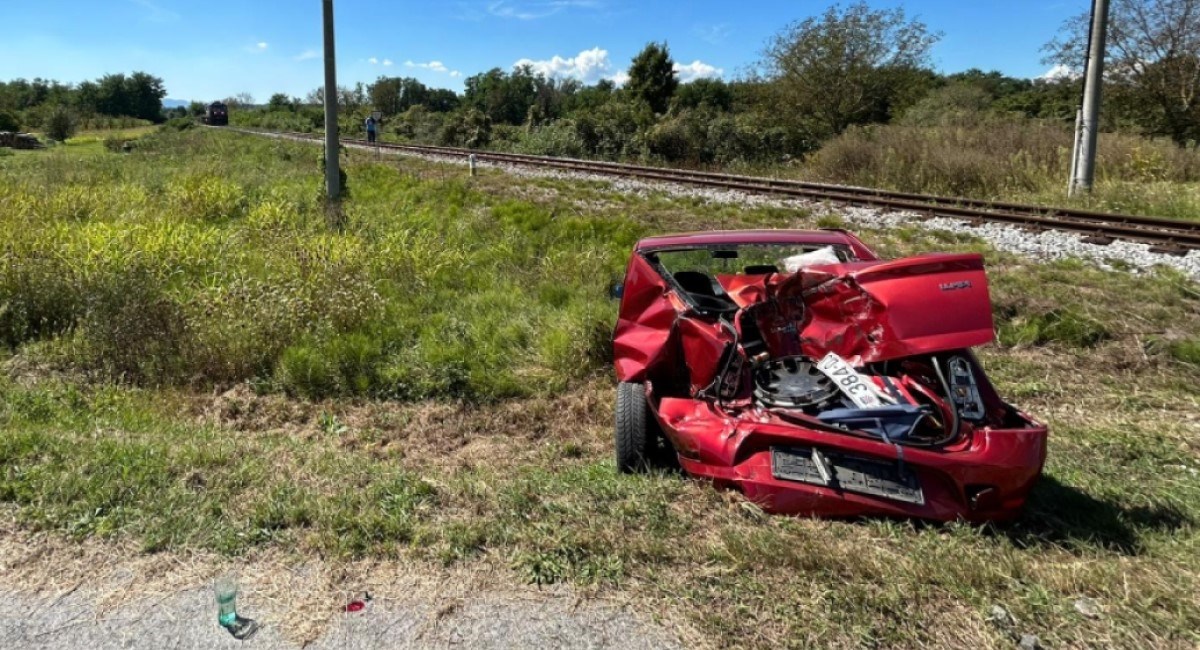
[230,0,1199,166]
[0,72,167,134]
[5,0,1196,160]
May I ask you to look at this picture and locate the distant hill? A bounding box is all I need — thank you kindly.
[163,99,190,109]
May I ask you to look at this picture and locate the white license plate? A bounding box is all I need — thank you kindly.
[816,352,887,409]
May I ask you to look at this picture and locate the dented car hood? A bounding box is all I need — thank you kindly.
[615,252,995,383]
[720,253,995,365]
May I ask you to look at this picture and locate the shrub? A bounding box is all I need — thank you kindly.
[44,106,76,142]
[440,109,492,148]
[0,110,19,132]
[900,84,994,128]
[511,121,587,158]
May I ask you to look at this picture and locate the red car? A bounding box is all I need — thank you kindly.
[612,229,1047,522]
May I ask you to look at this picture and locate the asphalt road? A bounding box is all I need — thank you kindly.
[0,582,681,649]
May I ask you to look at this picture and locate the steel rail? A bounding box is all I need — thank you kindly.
[230,127,1200,254]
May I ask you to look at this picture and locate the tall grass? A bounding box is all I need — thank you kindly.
[804,120,1200,219]
[0,129,640,399]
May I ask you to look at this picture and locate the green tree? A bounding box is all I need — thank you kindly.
[44,105,75,141]
[268,93,295,112]
[1046,0,1200,144]
[425,88,460,113]
[125,72,167,122]
[564,79,615,114]
[464,67,537,125]
[672,78,734,112]
[627,42,678,114]
[762,2,940,138]
[96,74,132,117]
[0,110,18,132]
[368,76,432,117]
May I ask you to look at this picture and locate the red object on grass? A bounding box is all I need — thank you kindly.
[611,229,1048,522]
[345,601,365,613]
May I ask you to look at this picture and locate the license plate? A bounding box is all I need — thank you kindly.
[772,447,925,505]
[816,352,887,409]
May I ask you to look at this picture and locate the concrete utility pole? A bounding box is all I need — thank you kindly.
[1069,0,1111,196]
[322,0,340,201]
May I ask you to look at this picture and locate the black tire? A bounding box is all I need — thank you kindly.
[615,381,657,473]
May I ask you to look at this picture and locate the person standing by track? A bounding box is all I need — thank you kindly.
[365,115,378,144]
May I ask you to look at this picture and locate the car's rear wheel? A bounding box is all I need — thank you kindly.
[615,381,659,473]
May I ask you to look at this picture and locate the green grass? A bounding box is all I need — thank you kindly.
[0,129,636,399]
[1,128,1198,648]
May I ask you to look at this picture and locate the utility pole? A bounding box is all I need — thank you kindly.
[322,0,340,201]
[1069,0,1110,197]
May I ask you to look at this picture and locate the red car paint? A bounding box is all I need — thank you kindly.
[613,229,1047,522]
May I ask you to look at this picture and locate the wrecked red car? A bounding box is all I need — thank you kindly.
[612,229,1047,522]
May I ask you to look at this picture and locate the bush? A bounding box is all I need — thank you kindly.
[0,110,19,132]
[44,106,76,142]
[900,84,994,128]
[440,109,492,148]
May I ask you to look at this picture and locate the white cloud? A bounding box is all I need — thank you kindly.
[368,57,379,64]
[450,70,463,78]
[294,49,319,62]
[406,60,450,73]
[673,60,723,83]
[514,47,622,84]
[514,48,719,86]
[1039,64,1079,81]
[487,1,603,20]
[383,59,394,67]
[256,42,268,51]
[245,41,269,54]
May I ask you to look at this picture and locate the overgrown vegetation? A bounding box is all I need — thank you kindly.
[806,120,1200,219]
[0,71,167,132]
[1,129,1198,648]
[0,129,633,399]
[211,0,1200,222]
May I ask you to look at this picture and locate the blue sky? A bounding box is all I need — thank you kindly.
[0,1,1086,102]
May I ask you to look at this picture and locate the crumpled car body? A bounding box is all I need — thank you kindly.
[613,229,1047,522]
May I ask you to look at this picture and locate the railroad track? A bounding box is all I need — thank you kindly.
[230,127,1200,255]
